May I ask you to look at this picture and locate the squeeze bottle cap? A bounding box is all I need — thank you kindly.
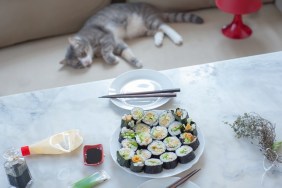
[21,146,31,156]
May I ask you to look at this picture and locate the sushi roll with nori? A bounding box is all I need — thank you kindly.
[144,158,163,174]
[183,118,198,136]
[160,152,178,169]
[117,148,134,168]
[136,149,152,160]
[119,127,135,142]
[168,121,182,136]
[176,145,195,164]
[131,107,144,121]
[142,111,159,126]
[163,136,181,151]
[130,155,144,173]
[172,108,189,123]
[121,114,135,128]
[147,140,166,158]
[179,133,200,151]
[121,139,138,151]
[158,110,175,127]
[150,126,168,140]
[135,132,152,148]
[135,123,151,134]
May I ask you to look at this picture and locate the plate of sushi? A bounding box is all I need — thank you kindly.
[110,107,205,178]
[108,69,174,110]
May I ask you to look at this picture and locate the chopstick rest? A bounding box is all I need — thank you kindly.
[99,88,180,98]
[166,168,201,188]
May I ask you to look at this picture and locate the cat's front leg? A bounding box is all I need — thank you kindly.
[115,42,143,68]
[101,45,121,65]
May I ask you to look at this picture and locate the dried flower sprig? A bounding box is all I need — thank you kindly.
[225,113,282,163]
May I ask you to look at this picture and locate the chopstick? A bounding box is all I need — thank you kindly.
[99,88,180,98]
[166,168,201,188]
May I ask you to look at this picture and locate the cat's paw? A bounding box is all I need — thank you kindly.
[154,31,164,47]
[131,59,143,68]
[173,36,183,46]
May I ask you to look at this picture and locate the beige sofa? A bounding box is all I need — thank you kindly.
[0,0,282,96]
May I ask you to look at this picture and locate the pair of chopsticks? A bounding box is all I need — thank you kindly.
[99,88,180,98]
[167,168,201,188]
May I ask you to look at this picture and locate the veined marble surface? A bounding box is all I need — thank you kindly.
[1,52,282,188]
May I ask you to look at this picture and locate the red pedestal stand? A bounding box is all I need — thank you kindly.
[216,0,262,39]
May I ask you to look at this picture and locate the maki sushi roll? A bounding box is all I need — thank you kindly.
[150,126,168,140]
[182,118,197,136]
[135,123,151,134]
[130,155,144,173]
[147,140,166,158]
[136,149,152,161]
[172,108,189,123]
[160,152,178,169]
[158,110,175,128]
[135,132,152,148]
[163,136,181,151]
[131,107,144,121]
[119,127,135,142]
[142,111,159,126]
[117,148,134,168]
[144,158,163,174]
[179,133,200,151]
[168,121,182,136]
[176,145,195,164]
[121,114,135,128]
[121,139,138,151]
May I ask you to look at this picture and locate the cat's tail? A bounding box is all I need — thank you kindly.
[162,12,204,24]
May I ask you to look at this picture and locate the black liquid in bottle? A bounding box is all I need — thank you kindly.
[3,148,32,188]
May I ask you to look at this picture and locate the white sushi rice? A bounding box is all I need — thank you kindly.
[135,132,152,146]
[168,121,182,136]
[135,123,151,133]
[163,136,181,151]
[176,145,193,157]
[147,140,166,155]
[145,158,163,166]
[160,152,177,162]
[121,139,138,151]
[136,149,152,160]
[142,111,159,126]
[158,111,175,127]
[151,126,168,140]
[119,148,134,160]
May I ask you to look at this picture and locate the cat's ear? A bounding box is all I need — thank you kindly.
[59,59,67,65]
[68,36,81,48]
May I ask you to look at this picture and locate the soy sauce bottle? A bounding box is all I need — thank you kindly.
[3,148,32,188]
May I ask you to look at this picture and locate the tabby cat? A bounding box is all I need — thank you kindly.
[60,3,203,68]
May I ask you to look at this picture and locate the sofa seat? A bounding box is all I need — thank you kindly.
[0,3,282,96]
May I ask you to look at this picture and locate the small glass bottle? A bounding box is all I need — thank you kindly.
[3,148,32,188]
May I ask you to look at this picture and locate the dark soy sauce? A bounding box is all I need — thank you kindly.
[85,148,102,164]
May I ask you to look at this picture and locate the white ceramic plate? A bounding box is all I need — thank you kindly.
[138,177,200,188]
[108,69,174,110]
[109,117,205,178]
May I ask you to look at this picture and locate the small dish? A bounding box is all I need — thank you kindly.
[108,69,174,110]
[83,144,104,166]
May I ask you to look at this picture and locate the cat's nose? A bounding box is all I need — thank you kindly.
[82,61,92,67]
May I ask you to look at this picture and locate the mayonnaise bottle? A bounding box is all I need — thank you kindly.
[21,129,83,156]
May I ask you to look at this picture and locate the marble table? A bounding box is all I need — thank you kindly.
[1,51,282,188]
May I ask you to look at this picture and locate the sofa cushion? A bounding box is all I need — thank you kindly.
[0,0,110,48]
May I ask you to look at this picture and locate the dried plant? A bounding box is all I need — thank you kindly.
[225,113,282,163]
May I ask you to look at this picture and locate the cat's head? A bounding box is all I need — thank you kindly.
[60,36,93,68]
